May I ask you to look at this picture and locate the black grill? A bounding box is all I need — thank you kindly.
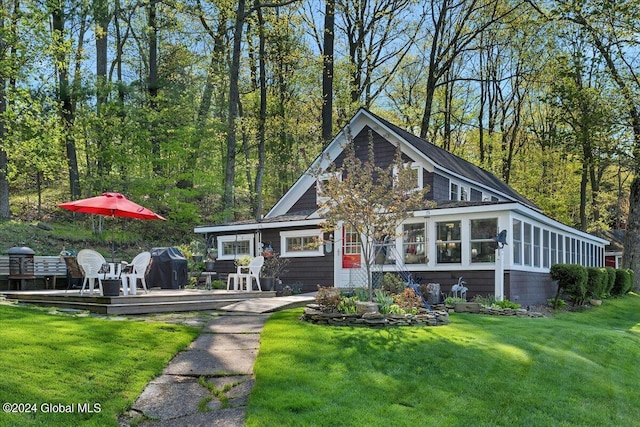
[7,246,35,290]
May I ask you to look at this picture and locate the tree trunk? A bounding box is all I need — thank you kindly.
[223,0,246,221]
[0,0,12,219]
[52,3,81,199]
[321,0,334,145]
[253,0,266,220]
[148,0,161,175]
[94,0,110,180]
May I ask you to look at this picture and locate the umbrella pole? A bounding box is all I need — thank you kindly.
[111,214,115,262]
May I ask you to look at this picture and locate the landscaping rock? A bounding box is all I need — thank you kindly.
[300,306,450,327]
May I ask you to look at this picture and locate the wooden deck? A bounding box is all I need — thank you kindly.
[0,289,279,315]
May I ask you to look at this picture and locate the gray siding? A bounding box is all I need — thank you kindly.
[505,270,555,306]
[287,184,317,214]
[413,270,494,301]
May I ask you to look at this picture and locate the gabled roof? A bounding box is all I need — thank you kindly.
[267,108,538,218]
[368,109,538,210]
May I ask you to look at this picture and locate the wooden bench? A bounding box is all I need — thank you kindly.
[0,255,69,289]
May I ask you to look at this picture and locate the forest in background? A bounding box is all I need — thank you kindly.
[1,0,639,267]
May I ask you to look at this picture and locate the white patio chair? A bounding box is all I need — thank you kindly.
[241,255,264,291]
[77,249,107,296]
[120,251,151,295]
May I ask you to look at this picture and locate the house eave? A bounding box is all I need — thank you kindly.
[194,218,325,234]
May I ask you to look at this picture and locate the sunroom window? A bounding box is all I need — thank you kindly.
[436,221,461,264]
[513,219,522,265]
[280,230,323,257]
[403,222,427,264]
[470,218,497,263]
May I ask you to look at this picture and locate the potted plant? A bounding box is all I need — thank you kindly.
[100,263,121,297]
[261,253,289,291]
[190,240,205,262]
[205,247,218,272]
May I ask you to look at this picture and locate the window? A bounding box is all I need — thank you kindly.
[450,183,459,201]
[393,163,422,192]
[533,226,541,267]
[523,223,532,266]
[280,230,323,257]
[470,218,497,263]
[543,230,550,268]
[513,219,522,265]
[436,221,461,264]
[344,226,361,255]
[557,234,563,264]
[565,236,571,263]
[218,234,254,260]
[550,232,557,266]
[460,186,468,201]
[403,223,427,264]
[316,172,341,205]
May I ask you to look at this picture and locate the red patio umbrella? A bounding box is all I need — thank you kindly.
[58,192,166,260]
[58,192,166,221]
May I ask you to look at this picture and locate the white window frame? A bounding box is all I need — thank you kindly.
[280,229,324,258]
[218,234,254,260]
[450,182,459,201]
[393,162,422,192]
[316,172,342,205]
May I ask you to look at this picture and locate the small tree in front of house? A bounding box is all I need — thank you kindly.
[316,130,434,301]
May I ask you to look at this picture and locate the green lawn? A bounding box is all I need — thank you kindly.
[0,304,199,426]
[248,294,640,427]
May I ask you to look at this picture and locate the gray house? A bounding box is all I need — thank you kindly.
[194,108,607,306]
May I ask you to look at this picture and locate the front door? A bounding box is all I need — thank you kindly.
[334,225,364,288]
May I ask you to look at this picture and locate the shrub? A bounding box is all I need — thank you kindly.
[473,294,497,307]
[550,264,588,305]
[337,296,358,314]
[394,287,422,313]
[374,289,395,314]
[585,267,607,300]
[315,286,342,312]
[445,296,466,305]
[381,273,405,295]
[604,267,616,296]
[493,299,521,309]
[612,269,634,296]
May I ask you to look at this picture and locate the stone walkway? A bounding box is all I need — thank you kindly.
[119,294,315,426]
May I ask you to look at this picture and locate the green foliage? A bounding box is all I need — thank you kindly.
[445,296,466,305]
[374,289,395,314]
[612,269,634,296]
[381,273,405,295]
[235,255,253,267]
[493,299,521,309]
[337,296,358,314]
[604,267,617,296]
[548,298,567,308]
[353,287,370,302]
[473,294,497,307]
[550,264,588,304]
[586,267,608,300]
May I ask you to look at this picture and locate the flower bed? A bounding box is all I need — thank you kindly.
[301,305,450,327]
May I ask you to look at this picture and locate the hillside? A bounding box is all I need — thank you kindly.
[1,192,200,260]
